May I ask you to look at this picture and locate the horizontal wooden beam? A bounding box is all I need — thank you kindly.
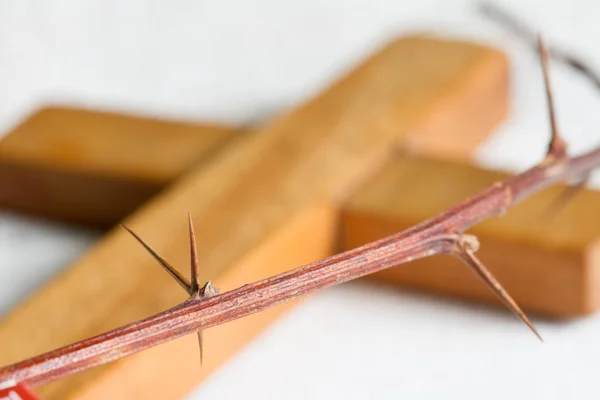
[342,154,600,318]
[0,107,240,227]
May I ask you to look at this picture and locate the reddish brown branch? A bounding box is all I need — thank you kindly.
[2,36,600,390]
[123,214,218,366]
[479,1,600,205]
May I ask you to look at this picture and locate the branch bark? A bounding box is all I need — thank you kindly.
[2,36,600,390]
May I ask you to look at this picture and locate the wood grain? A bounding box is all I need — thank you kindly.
[0,35,509,399]
[0,32,507,229]
[0,107,240,227]
[342,154,600,318]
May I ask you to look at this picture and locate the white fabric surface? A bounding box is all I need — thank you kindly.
[1,1,600,398]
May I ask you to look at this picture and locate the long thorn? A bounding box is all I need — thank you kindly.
[188,213,200,294]
[121,225,192,295]
[455,245,542,341]
[195,282,220,367]
[538,35,567,160]
[197,331,204,366]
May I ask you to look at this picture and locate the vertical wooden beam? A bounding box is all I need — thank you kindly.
[0,35,509,399]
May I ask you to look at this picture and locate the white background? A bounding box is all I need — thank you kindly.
[1,0,600,398]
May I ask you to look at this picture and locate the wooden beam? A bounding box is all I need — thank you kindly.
[342,154,600,318]
[0,107,240,227]
[0,35,509,399]
[0,32,507,229]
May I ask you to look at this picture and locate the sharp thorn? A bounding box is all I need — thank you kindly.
[188,213,201,294]
[120,224,192,295]
[537,35,567,161]
[457,246,543,341]
[197,331,204,367]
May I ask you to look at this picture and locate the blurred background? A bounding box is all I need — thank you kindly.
[2,0,600,398]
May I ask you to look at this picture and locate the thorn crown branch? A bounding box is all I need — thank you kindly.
[2,5,600,387]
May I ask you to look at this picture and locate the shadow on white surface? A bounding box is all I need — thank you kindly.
[190,281,600,400]
[0,211,99,316]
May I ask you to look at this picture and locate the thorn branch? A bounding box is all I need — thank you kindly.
[3,32,600,388]
[123,215,219,367]
[479,2,597,211]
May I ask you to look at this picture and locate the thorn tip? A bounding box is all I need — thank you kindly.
[454,238,542,341]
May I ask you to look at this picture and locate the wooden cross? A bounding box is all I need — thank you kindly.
[2,34,600,400]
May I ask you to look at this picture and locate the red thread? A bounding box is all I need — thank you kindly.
[0,384,41,400]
